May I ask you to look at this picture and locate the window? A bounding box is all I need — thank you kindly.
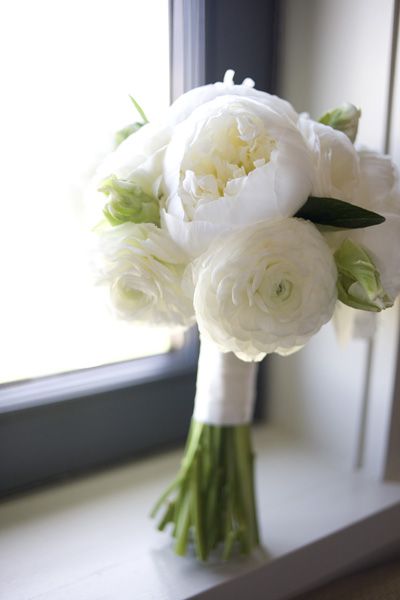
[0,0,196,494]
[0,0,275,496]
[0,0,172,385]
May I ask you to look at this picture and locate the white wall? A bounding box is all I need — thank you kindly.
[268,0,398,471]
[278,0,394,151]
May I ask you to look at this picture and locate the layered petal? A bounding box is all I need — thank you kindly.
[192,219,337,361]
[163,96,314,256]
[298,114,360,201]
[95,223,194,327]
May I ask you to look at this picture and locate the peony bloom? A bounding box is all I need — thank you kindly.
[298,114,360,202]
[91,71,300,231]
[95,222,195,327]
[162,95,314,257]
[324,148,400,304]
[166,69,299,126]
[353,148,400,214]
[192,218,337,361]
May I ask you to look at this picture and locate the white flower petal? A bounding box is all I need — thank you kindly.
[192,218,337,361]
[298,114,360,201]
[94,222,194,327]
[163,96,313,255]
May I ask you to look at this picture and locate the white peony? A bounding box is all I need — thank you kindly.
[353,148,400,213]
[298,114,360,201]
[192,218,337,361]
[351,150,400,299]
[166,69,299,126]
[91,71,299,228]
[162,95,314,257]
[95,222,195,327]
[324,148,400,303]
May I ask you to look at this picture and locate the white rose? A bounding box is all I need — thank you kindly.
[192,218,337,361]
[162,95,314,257]
[298,114,360,201]
[95,222,194,327]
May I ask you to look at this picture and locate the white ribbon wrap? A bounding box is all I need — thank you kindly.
[193,338,258,425]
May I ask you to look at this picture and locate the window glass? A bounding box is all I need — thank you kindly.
[0,0,172,383]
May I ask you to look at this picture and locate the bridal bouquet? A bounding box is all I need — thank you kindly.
[90,71,400,561]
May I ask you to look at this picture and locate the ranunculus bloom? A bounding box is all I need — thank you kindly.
[162,95,314,257]
[95,223,195,327]
[192,218,337,361]
[298,114,360,201]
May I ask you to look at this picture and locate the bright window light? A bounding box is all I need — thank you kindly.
[0,0,172,383]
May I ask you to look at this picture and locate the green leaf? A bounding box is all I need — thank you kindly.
[129,95,149,124]
[112,96,149,148]
[335,239,393,312]
[295,196,385,229]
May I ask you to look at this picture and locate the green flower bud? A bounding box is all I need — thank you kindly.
[334,239,393,311]
[99,176,160,227]
[319,103,361,143]
[114,122,144,148]
[114,96,149,147]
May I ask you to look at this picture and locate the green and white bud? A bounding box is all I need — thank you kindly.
[114,95,149,147]
[334,238,393,311]
[114,122,144,148]
[99,175,160,226]
[319,103,361,143]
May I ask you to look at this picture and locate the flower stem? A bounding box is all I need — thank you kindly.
[151,419,259,561]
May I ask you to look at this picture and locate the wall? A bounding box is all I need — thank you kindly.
[268,0,398,471]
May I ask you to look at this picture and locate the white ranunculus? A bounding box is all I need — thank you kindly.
[162,95,314,257]
[166,69,299,126]
[192,218,337,361]
[354,148,400,213]
[298,114,360,201]
[95,222,194,327]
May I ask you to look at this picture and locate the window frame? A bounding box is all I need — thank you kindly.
[0,0,278,497]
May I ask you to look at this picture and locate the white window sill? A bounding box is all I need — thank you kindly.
[1,426,400,600]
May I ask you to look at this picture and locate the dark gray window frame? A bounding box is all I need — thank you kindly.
[0,0,278,497]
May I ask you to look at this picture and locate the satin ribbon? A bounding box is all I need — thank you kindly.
[193,337,258,425]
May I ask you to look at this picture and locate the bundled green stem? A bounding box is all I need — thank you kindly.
[151,419,259,561]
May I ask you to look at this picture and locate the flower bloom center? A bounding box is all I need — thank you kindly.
[180,107,277,219]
